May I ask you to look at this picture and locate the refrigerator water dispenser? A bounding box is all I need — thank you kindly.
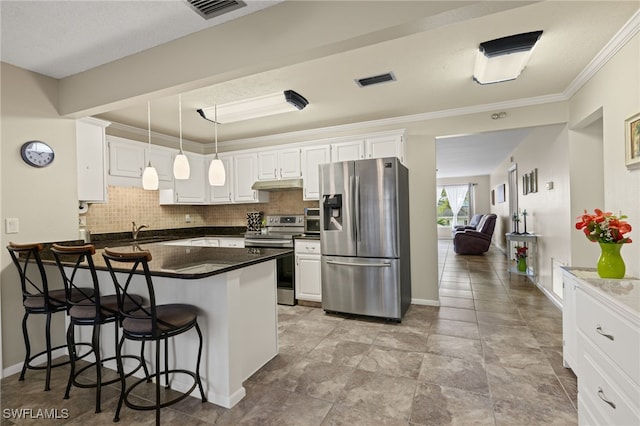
[322,194,342,230]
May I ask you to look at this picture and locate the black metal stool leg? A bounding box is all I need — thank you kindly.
[195,323,206,402]
[156,339,161,426]
[93,323,102,413]
[164,338,169,389]
[19,312,30,381]
[64,323,75,399]
[44,312,53,391]
[113,334,126,423]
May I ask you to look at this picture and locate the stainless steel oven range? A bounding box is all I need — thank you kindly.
[244,214,303,305]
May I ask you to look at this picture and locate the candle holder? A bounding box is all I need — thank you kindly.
[512,213,520,234]
[522,209,529,234]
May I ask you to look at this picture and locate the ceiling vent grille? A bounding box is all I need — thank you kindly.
[186,0,247,20]
[355,72,396,88]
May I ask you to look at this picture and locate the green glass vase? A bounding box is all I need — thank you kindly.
[597,243,625,279]
[517,257,527,273]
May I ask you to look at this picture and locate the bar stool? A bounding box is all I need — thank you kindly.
[50,244,149,413]
[6,242,93,391]
[102,248,206,425]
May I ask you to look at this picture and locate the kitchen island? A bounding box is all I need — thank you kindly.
[50,242,290,409]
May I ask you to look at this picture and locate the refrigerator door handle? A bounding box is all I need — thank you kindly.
[354,175,361,243]
[326,260,391,268]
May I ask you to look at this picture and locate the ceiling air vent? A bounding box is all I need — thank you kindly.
[355,72,396,88]
[186,0,247,20]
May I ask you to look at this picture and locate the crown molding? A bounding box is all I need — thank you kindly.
[564,8,640,98]
[107,121,203,153]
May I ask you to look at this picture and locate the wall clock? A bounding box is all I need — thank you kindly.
[20,140,55,167]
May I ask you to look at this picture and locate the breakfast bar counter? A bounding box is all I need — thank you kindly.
[49,242,290,409]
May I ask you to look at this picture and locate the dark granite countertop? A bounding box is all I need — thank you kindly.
[42,226,290,280]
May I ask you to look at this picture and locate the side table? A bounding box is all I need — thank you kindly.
[505,232,537,280]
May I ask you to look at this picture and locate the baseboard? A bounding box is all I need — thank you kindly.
[535,282,563,311]
[411,298,441,307]
[2,347,67,379]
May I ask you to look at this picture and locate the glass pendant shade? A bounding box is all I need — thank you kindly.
[173,152,190,180]
[142,162,159,190]
[209,156,226,186]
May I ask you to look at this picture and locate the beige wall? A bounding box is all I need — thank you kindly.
[1,63,79,369]
[568,33,640,278]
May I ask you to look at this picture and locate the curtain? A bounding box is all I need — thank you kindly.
[467,183,475,218]
[445,185,468,227]
[436,186,443,204]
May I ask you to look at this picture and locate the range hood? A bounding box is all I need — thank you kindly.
[251,178,303,191]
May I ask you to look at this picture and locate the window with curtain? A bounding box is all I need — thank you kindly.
[436,184,471,228]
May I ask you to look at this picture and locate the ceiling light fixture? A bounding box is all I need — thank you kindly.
[142,101,159,190]
[173,94,190,179]
[197,90,308,124]
[473,30,543,85]
[206,105,226,186]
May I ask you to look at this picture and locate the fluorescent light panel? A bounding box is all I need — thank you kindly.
[474,31,543,85]
[199,90,308,124]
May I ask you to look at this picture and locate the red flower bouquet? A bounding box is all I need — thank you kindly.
[575,209,632,244]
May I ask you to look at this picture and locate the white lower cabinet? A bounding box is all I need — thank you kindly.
[295,240,321,302]
[219,238,244,248]
[562,268,640,426]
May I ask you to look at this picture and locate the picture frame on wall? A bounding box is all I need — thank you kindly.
[491,189,495,206]
[522,175,529,195]
[497,183,506,203]
[625,112,640,169]
[532,168,538,193]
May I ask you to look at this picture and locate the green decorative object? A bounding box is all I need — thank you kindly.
[597,242,625,279]
[517,257,528,273]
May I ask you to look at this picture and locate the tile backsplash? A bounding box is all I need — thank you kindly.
[83,186,318,234]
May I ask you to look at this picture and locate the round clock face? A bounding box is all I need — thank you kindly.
[21,140,55,167]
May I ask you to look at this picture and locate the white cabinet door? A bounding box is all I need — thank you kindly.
[146,146,175,182]
[331,139,364,162]
[209,154,233,204]
[174,152,205,203]
[301,145,330,200]
[295,254,322,302]
[234,153,261,202]
[365,134,404,163]
[108,137,145,178]
[278,148,301,178]
[76,118,109,202]
[257,148,301,180]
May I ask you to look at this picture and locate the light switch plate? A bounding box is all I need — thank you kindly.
[6,218,19,234]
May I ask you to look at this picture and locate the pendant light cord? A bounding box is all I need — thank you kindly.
[147,101,152,166]
[179,94,184,153]
[214,104,219,159]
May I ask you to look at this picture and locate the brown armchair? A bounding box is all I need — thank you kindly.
[453,214,497,255]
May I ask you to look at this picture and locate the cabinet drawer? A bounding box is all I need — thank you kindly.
[219,238,244,248]
[576,289,640,385]
[295,240,320,255]
[578,344,640,425]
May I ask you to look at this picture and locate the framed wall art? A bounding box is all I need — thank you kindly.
[497,183,506,203]
[522,174,529,195]
[626,112,640,169]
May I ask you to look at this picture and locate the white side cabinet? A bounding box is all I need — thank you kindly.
[76,117,110,203]
[301,145,330,200]
[366,133,405,164]
[330,139,365,162]
[562,268,640,426]
[295,239,322,302]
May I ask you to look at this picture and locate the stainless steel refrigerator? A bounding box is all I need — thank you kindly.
[319,157,411,321]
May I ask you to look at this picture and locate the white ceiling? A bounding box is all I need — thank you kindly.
[2,1,639,178]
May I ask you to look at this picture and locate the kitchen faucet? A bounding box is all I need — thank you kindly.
[132,222,148,240]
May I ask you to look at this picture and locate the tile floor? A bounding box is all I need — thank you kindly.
[1,241,577,425]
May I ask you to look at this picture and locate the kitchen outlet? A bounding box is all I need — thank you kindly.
[5,218,19,234]
[185,214,192,223]
[79,216,87,226]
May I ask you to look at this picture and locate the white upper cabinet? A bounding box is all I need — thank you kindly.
[76,118,110,203]
[146,146,176,183]
[365,133,405,163]
[233,152,269,203]
[208,154,234,204]
[257,148,301,180]
[173,152,206,203]
[330,139,365,162]
[108,136,146,178]
[301,144,330,200]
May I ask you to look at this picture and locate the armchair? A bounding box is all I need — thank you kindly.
[453,214,484,232]
[453,214,497,255]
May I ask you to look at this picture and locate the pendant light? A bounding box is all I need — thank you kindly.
[142,101,159,190]
[173,94,190,179]
[208,104,226,186]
